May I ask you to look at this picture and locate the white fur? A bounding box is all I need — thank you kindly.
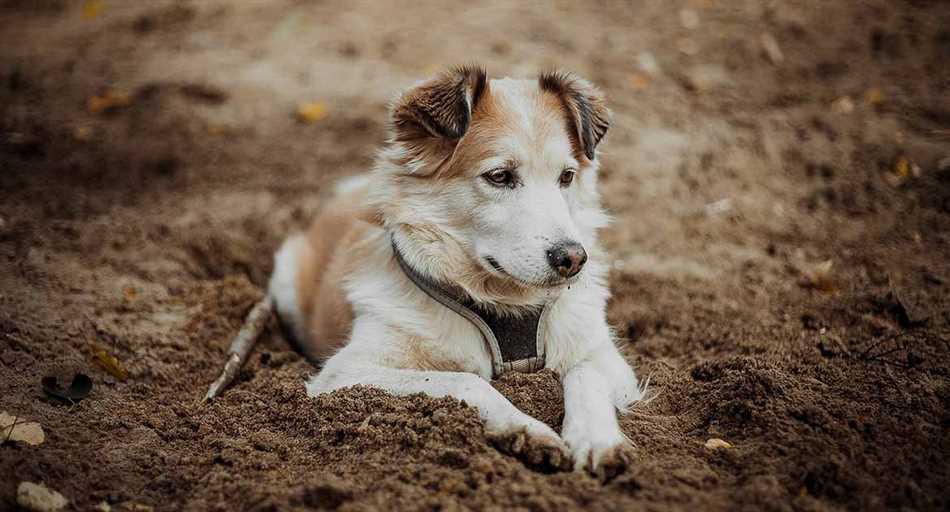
[333,173,372,196]
[269,235,309,345]
[277,76,642,475]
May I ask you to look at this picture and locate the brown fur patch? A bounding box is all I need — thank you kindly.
[435,78,576,182]
[538,70,610,162]
[296,187,381,359]
[390,65,488,175]
[433,92,505,180]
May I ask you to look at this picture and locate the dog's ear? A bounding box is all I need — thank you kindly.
[538,71,610,162]
[390,65,488,170]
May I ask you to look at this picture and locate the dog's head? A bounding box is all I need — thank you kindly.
[375,65,611,305]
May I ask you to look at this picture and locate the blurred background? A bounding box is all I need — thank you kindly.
[1,1,948,510]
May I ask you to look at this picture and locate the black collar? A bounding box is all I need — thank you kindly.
[391,237,550,378]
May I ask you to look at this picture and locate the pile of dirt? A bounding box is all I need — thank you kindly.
[1,0,948,510]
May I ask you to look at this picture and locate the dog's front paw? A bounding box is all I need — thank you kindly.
[487,417,572,471]
[563,428,633,482]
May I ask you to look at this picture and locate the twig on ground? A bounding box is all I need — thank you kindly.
[858,330,907,360]
[203,294,275,402]
[2,414,19,444]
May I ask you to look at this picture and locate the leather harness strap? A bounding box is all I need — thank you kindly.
[391,237,549,378]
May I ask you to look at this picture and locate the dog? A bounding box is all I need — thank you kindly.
[268,65,644,478]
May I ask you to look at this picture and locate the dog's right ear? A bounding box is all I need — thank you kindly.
[390,65,488,172]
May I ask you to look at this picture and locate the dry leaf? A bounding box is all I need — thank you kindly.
[179,83,228,104]
[73,126,93,142]
[123,286,138,301]
[1,412,45,446]
[206,124,233,136]
[864,87,884,106]
[629,72,651,91]
[895,155,910,178]
[884,155,921,187]
[799,259,836,292]
[82,0,104,20]
[42,374,93,403]
[704,438,732,450]
[17,482,67,512]
[121,504,154,512]
[91,343,129,381]
[296,102,328,124]
[87,89,131,114]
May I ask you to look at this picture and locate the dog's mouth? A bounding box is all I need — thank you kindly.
[481,255,577,289]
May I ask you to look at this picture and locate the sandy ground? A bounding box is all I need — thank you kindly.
[1,0,949,510]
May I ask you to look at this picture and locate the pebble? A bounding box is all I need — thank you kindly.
[680,9,700,30]
[705,198,734,216]
[17,482,68,512]
[0,412,45,445]
[831,96,855,114]
[677,38,700,56]
[704,438,733,450]
[637,51,660,75]
[761,33,784,64]
[685,64,732,91]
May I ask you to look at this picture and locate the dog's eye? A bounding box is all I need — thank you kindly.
[559,169,576,187]
[483,169,515,187]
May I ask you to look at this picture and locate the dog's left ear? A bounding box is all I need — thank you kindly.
[539,71,610,162]
[390,65,488,170]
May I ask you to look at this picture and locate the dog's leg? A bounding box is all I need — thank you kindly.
[561,343,642,480]
[308,362,572,470]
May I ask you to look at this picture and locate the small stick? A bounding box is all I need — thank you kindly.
[858,330,905,360]
[203,294,275,402]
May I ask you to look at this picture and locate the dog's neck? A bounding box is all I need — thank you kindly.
[390,232,551,377]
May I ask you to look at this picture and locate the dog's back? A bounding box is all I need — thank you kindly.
[269,176,379,361]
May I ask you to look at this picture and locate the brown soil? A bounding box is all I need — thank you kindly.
[2,1,949,510]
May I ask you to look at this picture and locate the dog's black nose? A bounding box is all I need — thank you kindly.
[546,241,588,278]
